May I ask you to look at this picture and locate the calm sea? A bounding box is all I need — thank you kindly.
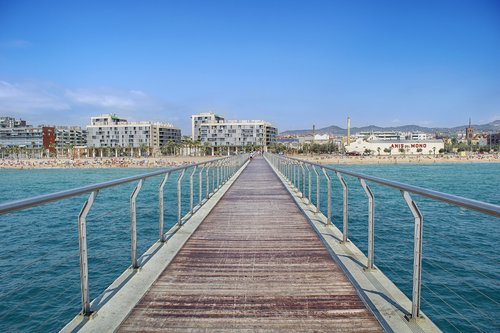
[0,163,498,332]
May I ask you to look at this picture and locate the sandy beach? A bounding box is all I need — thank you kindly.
[0,153,498,169]
[0,156,217,169]
[294,153,500,165]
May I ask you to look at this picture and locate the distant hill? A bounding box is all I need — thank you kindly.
[279,120,500,136]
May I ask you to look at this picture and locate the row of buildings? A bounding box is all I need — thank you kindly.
[0,113,279,157]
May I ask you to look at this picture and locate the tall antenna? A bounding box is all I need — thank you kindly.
[347,117,351,145]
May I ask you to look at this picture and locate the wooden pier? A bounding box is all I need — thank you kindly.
[117,158,382,332]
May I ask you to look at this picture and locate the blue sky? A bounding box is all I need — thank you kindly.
[0,0,499,134]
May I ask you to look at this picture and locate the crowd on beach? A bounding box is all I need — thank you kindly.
[299,153,500,165]
[0,157,212,169]
[0,153,498,169]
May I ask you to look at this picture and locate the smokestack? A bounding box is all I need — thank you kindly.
[312,125,315,144]
[347,117,351,145]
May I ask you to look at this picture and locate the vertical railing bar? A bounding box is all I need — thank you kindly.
[189,166,197,214]
[312,165,320,213]
[177,169,185,227]
[402,190,424,321]
[336,172,349,243]
[360,178,375,270]
[130,178,144,269]
[158,172,169,242]
[199,165,205,205]
[300,163,306,199]
[305,164,312,204]
[206,163,211,198]
[321,168,332,225]
[78,190,98,316]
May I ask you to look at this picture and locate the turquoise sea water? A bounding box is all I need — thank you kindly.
[0,163,499,332]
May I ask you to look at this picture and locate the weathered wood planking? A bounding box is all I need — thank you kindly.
[118,157,383,332]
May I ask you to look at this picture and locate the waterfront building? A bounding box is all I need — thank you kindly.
[0,118,87,157]
[345,135,444,155]
[86,114,181,156]
[0,116,27,128]
[191,112,278,154]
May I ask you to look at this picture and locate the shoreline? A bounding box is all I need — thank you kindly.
[0,154,499,169]
[0,156,216,169]
[294,154,500,165]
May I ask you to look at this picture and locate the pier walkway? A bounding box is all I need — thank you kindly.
[117,157,382,332]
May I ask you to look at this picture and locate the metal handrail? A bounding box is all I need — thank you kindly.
[273,154,500,217]
[264,152,500,323]
[0,156,232,215]
[0,153,249,317]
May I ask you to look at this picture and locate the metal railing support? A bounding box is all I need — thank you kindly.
[78,190,98,315]
[158,173,169,242]
[198,165,205,205]
[130,179,144,269]
[402,190,424,321]
[321,168,332,225]
[189,166,197,214]
[336,172,349,243]
[177,169,185,226]
[216,161,220,188]
[360,179,375,270]
[312,166,320,213]
[206,164,211,198]
[305,164,312,204]
[300,163,306,198]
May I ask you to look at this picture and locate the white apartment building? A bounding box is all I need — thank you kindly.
[86,114,181,150]
[191,113,277,152]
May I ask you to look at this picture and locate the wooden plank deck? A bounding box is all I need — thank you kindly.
[118,157,383,332]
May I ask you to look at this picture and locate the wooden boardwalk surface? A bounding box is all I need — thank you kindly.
[118,157,383,332]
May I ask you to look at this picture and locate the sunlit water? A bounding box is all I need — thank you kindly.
[0,162,498,332]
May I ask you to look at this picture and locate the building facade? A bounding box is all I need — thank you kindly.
[86,114,181,150]
[0,117,87,156]
[191,113,278,153]
[345,135,444,155]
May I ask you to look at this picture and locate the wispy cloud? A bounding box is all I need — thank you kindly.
[0,80,179,127]
[66,89,137,110]
[0,81,69,112]
[0,39,32,49]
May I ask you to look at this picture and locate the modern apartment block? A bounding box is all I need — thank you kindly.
[191,112,278,152]
[0,117,86,151]
[86,114,181,150]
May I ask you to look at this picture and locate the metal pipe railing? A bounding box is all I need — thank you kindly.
[0,154,248,316]
[264,152,500,322]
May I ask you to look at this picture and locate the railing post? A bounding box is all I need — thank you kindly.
[130,179,144,269]
[190,166,197,214]
[321,168,332,225]
[212,163,216,193]
[158,173,169,242]
[402,190,424,321]
[312,166,320,213]
[300,163,306,198]
[336,172,349,243]
[305,164,312,204]
[206,164,211,198]
[199,165,205,205]
[360,179,375,270]
[78,190,98,315]
[216,161,220,188]
[177,169,185,226]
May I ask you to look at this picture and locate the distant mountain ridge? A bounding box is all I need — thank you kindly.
[279,120,500,136]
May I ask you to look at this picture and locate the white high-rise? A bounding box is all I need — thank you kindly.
[191,112,277,152]
[86,114,181,150]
